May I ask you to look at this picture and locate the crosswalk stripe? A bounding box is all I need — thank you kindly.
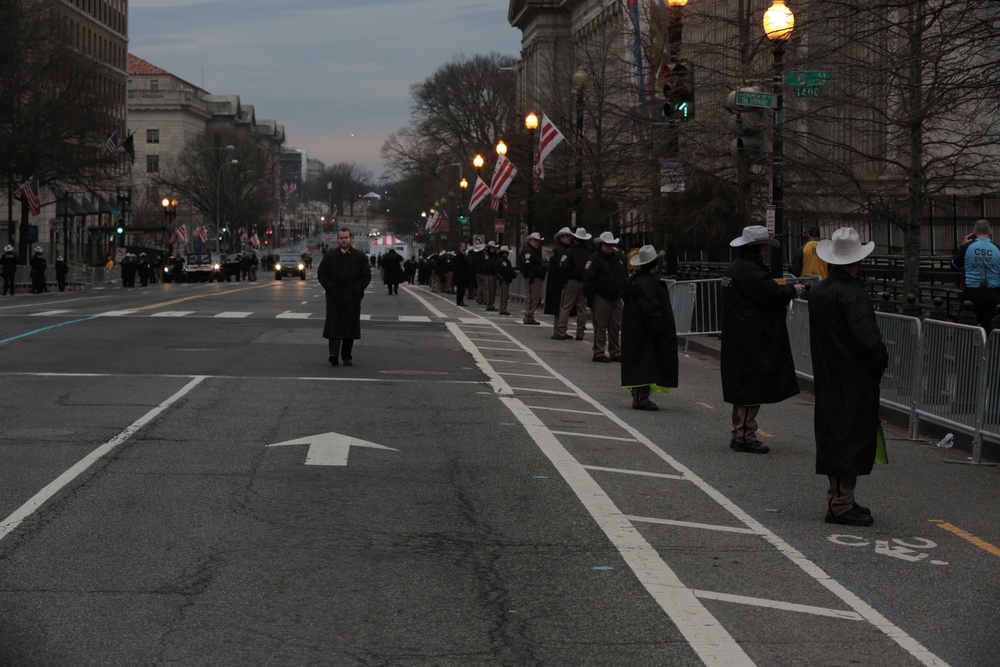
[276,311,311,319]
[31,310,73,316]
[214,312,253,318]
[152,311,196,317]
[399,315,431,322]
[98,310,138,317]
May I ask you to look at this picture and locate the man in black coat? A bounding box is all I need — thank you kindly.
[553,227,593,340]
[545,227,573,316]
[2,245,18,295]
[519,233,546,325]
[809,227,888,527]
[583,231,628,362]
[452,242,471,306]
[721,225,804,454]
[317,228,372,367]
[29,247,48,293]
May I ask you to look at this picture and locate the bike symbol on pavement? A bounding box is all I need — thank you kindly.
[828,535,948,565]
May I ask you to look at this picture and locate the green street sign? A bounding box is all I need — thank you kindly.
[794,87,823,99]
[786,71,832,87]
[735,91,774,108]
[111,208,121,216]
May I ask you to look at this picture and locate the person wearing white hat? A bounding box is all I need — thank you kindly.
[620,245,677,410]
[484,241,500,311]
[29,246,48,293]
[552,227,593,340]
[55,254,69,292]
[452,241,472,306]
[721,225,805,454]
[518,233,545,324]
[496,245,516,315]
[1,244,17,296]
[544,227,575,316]
[471,243,487,304]
[583,231,627,362]
[808,227,887,527]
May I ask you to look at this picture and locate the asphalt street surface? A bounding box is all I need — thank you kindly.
[0,265,997,666]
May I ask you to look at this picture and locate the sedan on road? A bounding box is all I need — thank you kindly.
[274,255,306,281]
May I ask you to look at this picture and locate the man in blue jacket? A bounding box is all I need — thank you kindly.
[952,219,1000,330]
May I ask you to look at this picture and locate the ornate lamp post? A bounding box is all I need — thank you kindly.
[524,112,538,237]
[763,0,794,277]
[571,67,589,231]
[459,177,468,240]
[161,197,178,254]
[494,140,508,244]
[473,154,484,237]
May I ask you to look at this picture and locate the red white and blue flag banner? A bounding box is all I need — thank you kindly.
[105,131,118,155]
[240,227,248,240]
[490,192,508,212]
[490,154,517,200]
[468,176,490,212]
[282,182,297,198]
[533,115,565,186]
[250,233,260,248]
[174,224,188,243]
[20,178,41,216]
[425,210,448,233]
[193,225,209,243]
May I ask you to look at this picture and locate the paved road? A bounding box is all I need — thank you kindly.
[0,273,997,666]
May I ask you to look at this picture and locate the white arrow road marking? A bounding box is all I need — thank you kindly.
[267,432,397,466]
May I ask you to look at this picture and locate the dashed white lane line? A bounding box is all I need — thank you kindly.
[399,315,431,322]
[277,311,311,319]
[98,310,138,317]
[497,372,562,380]
[31,310,73,316]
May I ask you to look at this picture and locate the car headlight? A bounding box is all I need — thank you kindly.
[297,263,305,270]
[212,263,220,270]
[275,263,282,270]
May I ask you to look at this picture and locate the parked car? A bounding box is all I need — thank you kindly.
[274,255,306,280]
[162,255,186,283]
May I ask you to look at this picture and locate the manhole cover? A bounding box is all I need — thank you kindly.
[378,370,450,376]
[1,428,74,438]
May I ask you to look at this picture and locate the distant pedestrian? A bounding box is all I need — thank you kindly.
[29,247,47,293]
[137,253,151,287]
[55,255,69,291]
[721,225,804,454]
[519,233,546,325]
[620,245,678,410]
[2,245,18,295]
[809,227,887,527]
[452,242,471,306]
[151,253,164,283]
[951,219,1000,330]
[381,247,405,295]
[583,231,627,362]
[317,227,372,367]
[484,241,499,311]
[791,226,829,278]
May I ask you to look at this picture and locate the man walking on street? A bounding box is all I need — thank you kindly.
[519,233,545,325]
[452,241,471,306]
[496,246,516,315]
[583,231,627,362]
[810,227,888,527]
[317,227,372,367]
[2,245,18,295]
[721,225,804,453]
[952,219,1000,330]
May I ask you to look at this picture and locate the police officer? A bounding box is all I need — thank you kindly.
[519,233,545,325]
[545,227,573,317]
[553,227,592,340]
[496,245,517,315]
[952,219,1000,330]
[29,247,47,293]
[583,231,628,362]
[1,245,17,296]
[484,241,500,311]
[55,255,69,291]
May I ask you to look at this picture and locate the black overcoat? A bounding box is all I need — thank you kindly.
[317,247,372,340]
[620,272,678,389]
[720,254,799,405]
[809,267,888,476]
[544,241,570,314]
[381,250,405,285]
[452,251,472,288]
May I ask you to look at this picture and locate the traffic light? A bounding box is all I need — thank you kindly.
[115,218,124,235]
[660,61,695,121]
[222,226,228,233]
[456,207,468,225]
[726,89,771,162]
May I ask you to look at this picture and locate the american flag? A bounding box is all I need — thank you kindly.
[490,193,508,212]
[490,154,517,200]
[193,226,208,243]
[105,131,118,155]
[468,176,490,212]
[282,182,298,198]
[240,227,248,241]
[250,233,260,248]
[533,115,565,191]
[174,224,188,243]
[20,178,41,216]
[425,210,448,232]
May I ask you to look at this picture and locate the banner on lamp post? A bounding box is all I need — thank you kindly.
[494,218,505,234]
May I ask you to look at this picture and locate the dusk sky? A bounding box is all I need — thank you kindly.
[129,1,522,180]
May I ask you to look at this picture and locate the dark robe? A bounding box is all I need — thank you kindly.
[720,252,799,405]
[317,247,372,340]
[381,250,405,286]
[809,267,888,476]
[620,271,678,389]
[544,241,571,315]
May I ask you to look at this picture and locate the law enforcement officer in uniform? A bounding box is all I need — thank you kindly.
[496,245,516,315]
[1,245,17,296]
[583,231,627,362]
[553,227,592,340]
[519,232,545,325]
[952,219,1000,330]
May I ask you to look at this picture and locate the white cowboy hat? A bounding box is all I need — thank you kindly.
[554,226,573,240]
[816,227,874,265]
[486,240,497,248]
[34,246,42,252]
[573,227,592,241]
[3,245,12,252]
[730,225,780,247]
[472,244,485,252]
[628,244,665,267]
[499,245,511,253]
[597,231,619,245]
[526,232,542,241]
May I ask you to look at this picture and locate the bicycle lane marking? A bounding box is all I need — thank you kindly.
[0,375,207,543]
[445,318,950,667]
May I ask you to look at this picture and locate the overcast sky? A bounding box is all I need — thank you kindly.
[129,0,521,180]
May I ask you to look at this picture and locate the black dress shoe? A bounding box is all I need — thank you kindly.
[853,503,871,516]
[825,507,874,526]
[633,401,659,411]
[343,358,353,366]
[551,334,569,340]
[329,356,339,366]
[592,355,612,363]
[457,302,468,306]
[733,440,770,454]
[610,356,622,362]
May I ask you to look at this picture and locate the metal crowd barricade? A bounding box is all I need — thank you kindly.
[669,278,724,352]
[786,299,813,380]
[917,320,989,462]
[874,313,923,439]
[980,330,1000,449]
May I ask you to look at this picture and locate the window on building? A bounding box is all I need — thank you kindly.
[150,80,159,91]
[146,155,159,173]
[146,129,159,144]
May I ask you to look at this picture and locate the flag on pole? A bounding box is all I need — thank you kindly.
[20,178,41,216]
[105,131,118,155]
[468,176,490,212]
[174,224,188,243]
[490,193,508,212]
[282,182,298,198]
[490,154,517,199]
[250,233,260,248]
[193,226,208,243]
[240,227,248,241]
[427,210,448,233]
[533,115,565,189]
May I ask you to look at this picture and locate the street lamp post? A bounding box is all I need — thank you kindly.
[572,67,589,232]
[524,112,538,238]
[216,159,238,253]
[473,154,484,237]
[495,140,508,245]
[162,197,178,254]
[459,177,468,241]
[764,0,794,278]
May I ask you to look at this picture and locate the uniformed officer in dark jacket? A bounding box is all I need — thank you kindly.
[519,233,546,325]
[2,245,18,295]
[55,255,69,291]
[496,245,517,315]
[136,253,151,287]
[583,231,628,362]
[809,227,887,527]
[721,225,804,453]
[452,242,472,306]
[29,247,48,293]
[545,227,573,315]
[484,241,500,311]
[553,227,593,340]
[470,244,487,303]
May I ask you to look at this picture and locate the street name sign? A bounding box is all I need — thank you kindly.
[786,71,832,87]
[735,91,774,108]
